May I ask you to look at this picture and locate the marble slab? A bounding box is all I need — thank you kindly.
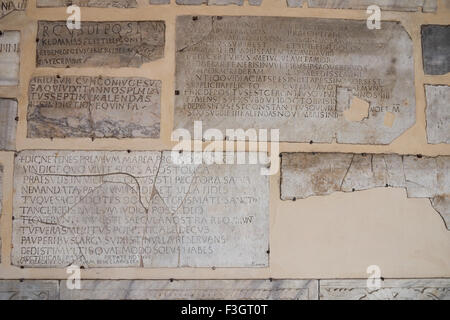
[0,31,20,86]
[175,16,416,144]
[27,76,161,139]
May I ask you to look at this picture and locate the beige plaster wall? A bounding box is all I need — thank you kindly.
[0,0,449,280]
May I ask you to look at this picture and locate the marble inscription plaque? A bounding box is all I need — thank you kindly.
[305,0,437,12]
[175,16,415,144]
[0,31,20,86]
[37,0,137,7]
[422,25,450,75]
[0,98,17,150]
[27,76,161,139]
[37,21,165,68]
[61,280,318,300]
[0,281,59,300]
[425,85,449,144]
[280,153,450,229]
[320,279,450,300]
[0,0,26,20]
[12,151,269,267]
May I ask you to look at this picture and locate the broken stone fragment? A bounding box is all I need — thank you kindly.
[175,16,416,144]
[286,0,303,7]
[320,279,450,300]
[36,21,165,68]
[422,25,450,75]
[0,0,26,20]
[150,0,170,3]
[0,98,17,151]
[27,76,162,139]
[281,153,450,230]
[176,0,243,4]
[0,31,20,86]
[425,85,450,144]
[305,0,437,12]
[36,0,137,7]
[60,280,318,300]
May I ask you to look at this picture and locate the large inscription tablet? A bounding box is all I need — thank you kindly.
[36,21,165,68]
[12,151,269,267]
[0,31,20,86]
[175,16,415,144]
[27,76,161,139]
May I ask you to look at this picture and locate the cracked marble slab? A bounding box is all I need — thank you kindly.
[60,280,318,299]
[305,0,437,12]
[0,281,59,300]
[0,31,20,86]
[27,76,161,139]
[422,25,450,75]
[425,85,450,144]
[0,98,17,150]
[0,0,26,20]
[320,279,450,300]
[281,153,450,230]
[175,16,416,144]
[37,0,137,7]
[36,21,165,68]
[12,150,269,268]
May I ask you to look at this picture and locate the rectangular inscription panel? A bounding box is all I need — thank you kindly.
[12,151,269,267]
[175,16,415,144]
[27,76,161,139]
[0,31,20,86]
[0,98,17,150]
[37,0,137,7]
[61,280,318,300]
[37,21,165,68]
[422,25,450,75]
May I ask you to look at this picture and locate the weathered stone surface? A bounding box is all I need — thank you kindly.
[12,151,269,267]
[280,153,450,229]
[306,0,437,12]
[27,76,161,139]
[0,31,20,86]
[176,0,243,4]
[0,98,17,150]
[175,16,415,144]
[150,0,170,4]
[422,25,450,75]
[286,0,303,7]
[0,0,26,20]
[37,0,137,7]
[425,85,449,144]
[36,21,165,68]
[0,281,59,300]
[320,279,450,300]
[60,280,318,300]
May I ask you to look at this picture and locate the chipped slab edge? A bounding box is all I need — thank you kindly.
[280,152,450,230]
